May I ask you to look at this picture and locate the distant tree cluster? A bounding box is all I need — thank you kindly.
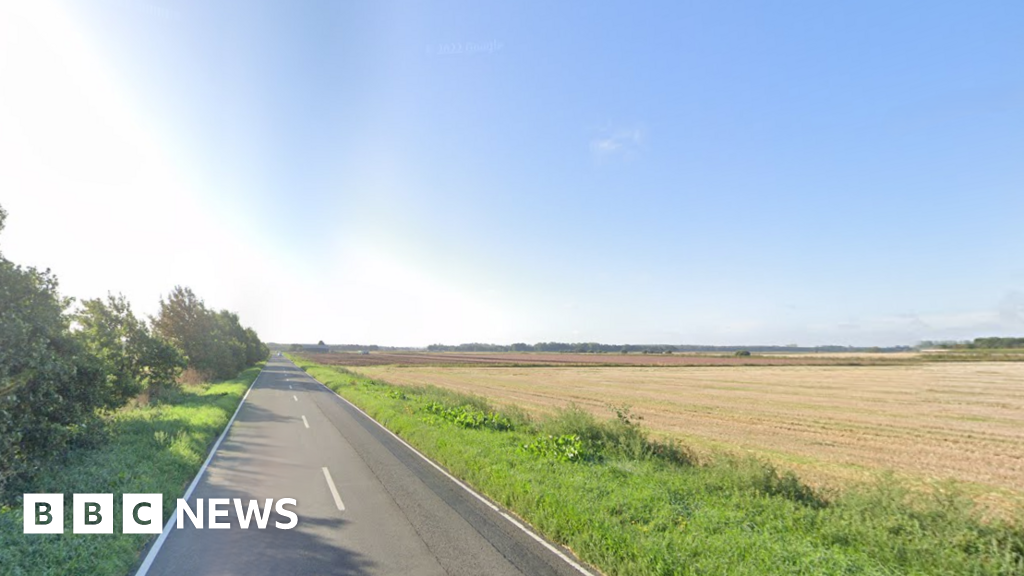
[922,337,1024,350]
[0,204,267,498]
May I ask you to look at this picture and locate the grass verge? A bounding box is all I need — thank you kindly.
[0,365,262,576]
[291,355,1024,576]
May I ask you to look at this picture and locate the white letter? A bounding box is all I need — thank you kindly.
[177,498,203,529]
[208,498,230,529]
[274,498,297,529]
[233,499,273,529]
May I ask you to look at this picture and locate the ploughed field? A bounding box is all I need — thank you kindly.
[310,350,919,367]
[316,353,1024,497]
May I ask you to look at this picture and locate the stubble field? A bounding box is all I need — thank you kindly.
[322,355,1024,499]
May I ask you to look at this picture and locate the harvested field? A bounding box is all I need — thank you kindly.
[342,361,1024,496]
[307,350,916,367]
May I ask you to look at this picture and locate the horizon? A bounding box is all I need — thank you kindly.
[275,341,918,350]
[2,1,1022,347]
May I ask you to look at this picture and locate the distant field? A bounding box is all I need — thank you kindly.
[309,350,920,367]
[336,359,1024,498]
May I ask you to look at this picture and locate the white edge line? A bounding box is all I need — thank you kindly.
[321,466,345,511]
[295,361,597,576]
[134,367,264,576]
[301,415,310,429]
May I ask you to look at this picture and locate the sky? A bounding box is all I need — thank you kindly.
[1,0,1022,347]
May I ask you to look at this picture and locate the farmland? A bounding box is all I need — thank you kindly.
[293,354,1024,575]
[308,350,922,367]
[307,352,1024,500]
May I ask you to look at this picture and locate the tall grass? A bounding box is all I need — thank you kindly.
[0,365,261,576]
[294,356,1024,576]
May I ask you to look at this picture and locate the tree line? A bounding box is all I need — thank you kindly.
[0,204,267,498]
[921,337,1024,350]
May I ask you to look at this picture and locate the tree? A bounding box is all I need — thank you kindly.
[152,286,213,373]
[76,294,186,402]
[153,286,267,380]
[244,327,269,365]
[139,333,187,398]
[75,294,149,406]
[0,223,108,495]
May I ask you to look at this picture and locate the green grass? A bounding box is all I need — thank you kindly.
[0,365,262,576]
[292,355,1024,576]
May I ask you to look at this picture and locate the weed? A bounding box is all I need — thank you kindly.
[520,434,587,462]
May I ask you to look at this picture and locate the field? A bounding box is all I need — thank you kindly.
[292,355,1024,575]
[311,350,924,367]
[309,353,1024,500]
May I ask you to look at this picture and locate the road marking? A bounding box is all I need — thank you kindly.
[293,394,298,402]
[302,415,310,429]
[289,384,293,390]
[322,467,345,511]
[135,367,264,576]
[293,361,596,576]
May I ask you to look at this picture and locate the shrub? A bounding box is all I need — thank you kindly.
[0,260,109,500]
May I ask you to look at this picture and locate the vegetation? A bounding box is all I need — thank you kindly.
[0,366,261,575]
[922,337,1024,350]
[292,355,1024,576]
[0,203,266,502]
[422,400,513,431]
[76,294,187,403]
[152,286,268,381]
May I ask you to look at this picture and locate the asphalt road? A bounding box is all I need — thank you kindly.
[138,356,595,576]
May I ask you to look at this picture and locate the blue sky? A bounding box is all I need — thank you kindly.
[1,0,1022,346]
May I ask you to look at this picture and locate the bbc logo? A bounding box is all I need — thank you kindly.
[24,494,298,533]
[24,494,163,534]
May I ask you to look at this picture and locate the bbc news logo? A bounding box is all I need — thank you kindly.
[23,494,298,534]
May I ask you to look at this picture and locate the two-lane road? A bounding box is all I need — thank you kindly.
[138,356,596,576]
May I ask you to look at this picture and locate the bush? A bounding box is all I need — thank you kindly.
[0,260,109,499]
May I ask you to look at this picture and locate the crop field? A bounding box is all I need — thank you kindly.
[309,350,919,367]
[331,358,1024,499]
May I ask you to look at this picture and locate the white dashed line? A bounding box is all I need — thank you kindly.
[301,415,310,429]
[322,467,345,511]
[295,362,596,576]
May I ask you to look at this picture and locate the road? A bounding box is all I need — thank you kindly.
[138,356,595,576]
